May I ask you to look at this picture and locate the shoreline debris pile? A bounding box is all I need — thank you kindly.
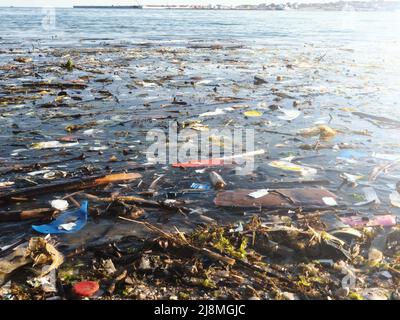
[1,215,399,300]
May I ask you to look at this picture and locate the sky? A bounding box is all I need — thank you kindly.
[0,0,335,7]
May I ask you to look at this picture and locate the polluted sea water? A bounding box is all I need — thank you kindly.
[0,7,400,301]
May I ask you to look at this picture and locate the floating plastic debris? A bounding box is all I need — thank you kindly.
[215,188,337,209]
[190,183,211,190]
[268,160,317,177]
[322,197,338,206]
[340,215,396,228]
[354,187,381,206]
[199,108,225,117]
[0,181,14,188]
[389,191,400,208]
[50,199,69,211]
[31,141,79,149]
[32,201,88,234]
[248,189,270,199]
[72,281,99,298]
[244,110,262,117]
[277,109,301,121]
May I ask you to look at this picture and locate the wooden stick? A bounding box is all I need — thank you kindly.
[0,208,54,222]
[85,193,192,213]
[0,172,142,203]
[83,193,160,207]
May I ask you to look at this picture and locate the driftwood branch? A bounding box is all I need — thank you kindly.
[0,172,142,203]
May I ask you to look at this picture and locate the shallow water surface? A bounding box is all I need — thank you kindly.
[0,9,400,249]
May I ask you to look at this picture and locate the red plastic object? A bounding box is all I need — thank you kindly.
[72,281,100,297]
[172,159,236,168]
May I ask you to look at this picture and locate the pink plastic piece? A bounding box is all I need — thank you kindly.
[340,215,396,228]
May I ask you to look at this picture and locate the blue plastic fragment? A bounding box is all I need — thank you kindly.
[190,183,211,190]
[32,201,88,234]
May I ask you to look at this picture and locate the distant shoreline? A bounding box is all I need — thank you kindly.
[1,5,400,12]
[73,5,143,10]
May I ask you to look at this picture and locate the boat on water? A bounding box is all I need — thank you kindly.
[73,5,142,9]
